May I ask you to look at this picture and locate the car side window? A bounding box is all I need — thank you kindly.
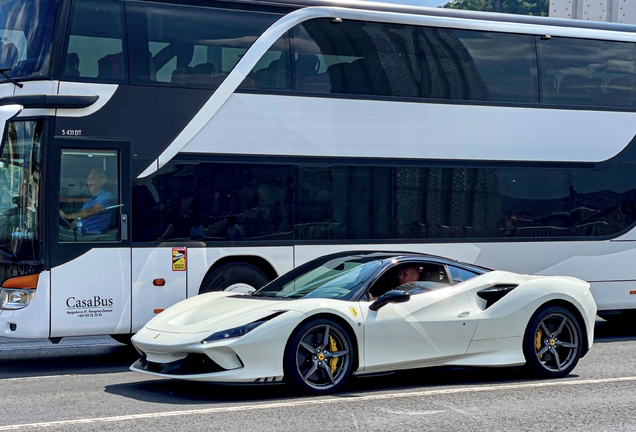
[366,261,452,300]
[448,266,479,284]
[366,270,395,301]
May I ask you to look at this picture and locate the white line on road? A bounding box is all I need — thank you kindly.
[0,343,119,351]
[3,374,78,382]
[2,375,636,430]
[379,408,446,416]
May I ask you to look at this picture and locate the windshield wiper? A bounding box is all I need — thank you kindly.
[0,245,17,261]
[0,69,23,89]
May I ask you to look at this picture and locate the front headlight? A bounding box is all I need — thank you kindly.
[201,311,285,344]
[0,289,36,310]
[0,274,39,310]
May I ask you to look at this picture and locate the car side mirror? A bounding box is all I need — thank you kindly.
[369,290,411,311]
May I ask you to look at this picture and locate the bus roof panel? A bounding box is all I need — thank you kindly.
[211,0,636,34]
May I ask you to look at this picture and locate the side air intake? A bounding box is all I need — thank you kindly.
[477,284,518,309]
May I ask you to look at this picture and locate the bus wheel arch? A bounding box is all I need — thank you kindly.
[198,256,277,294]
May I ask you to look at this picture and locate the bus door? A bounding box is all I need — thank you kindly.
[130,245,187,333]
[49,139,132,338]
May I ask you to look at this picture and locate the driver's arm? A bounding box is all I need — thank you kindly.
[60,203,104,220]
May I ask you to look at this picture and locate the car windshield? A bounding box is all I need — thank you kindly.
[253,255,383,300]
[0,0,58,81]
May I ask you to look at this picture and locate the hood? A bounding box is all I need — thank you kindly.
[144,292,291,334]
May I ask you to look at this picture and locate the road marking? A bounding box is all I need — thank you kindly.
[380,408,446,416]
[0,342,119,352]
[3,375,78,382]
[2,376,636,430]
[350,412,359,430]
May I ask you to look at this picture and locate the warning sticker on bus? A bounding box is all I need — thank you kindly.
[172,247,186,271]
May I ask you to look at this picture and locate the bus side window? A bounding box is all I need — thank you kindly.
[62,0,126,83]
[538,36,636,108]
[127,2,281,89]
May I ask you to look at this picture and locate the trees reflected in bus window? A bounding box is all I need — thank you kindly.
[134,160,636,243]
[133,163,293,242]
[290,19,538,102]
[291,19,421,97]
[435,29,538,103]
[126,3,283,89]
[297,166,394,240]
[538,37,636,108]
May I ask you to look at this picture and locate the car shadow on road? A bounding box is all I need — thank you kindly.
[105,378,294,405]
[103,364,560,406]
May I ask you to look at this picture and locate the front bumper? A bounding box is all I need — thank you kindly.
[130,311,305,383]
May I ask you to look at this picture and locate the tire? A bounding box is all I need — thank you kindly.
[199,262,270,294]
[522,305,583,378]
[110,334,133,345]
[283,318,354,395]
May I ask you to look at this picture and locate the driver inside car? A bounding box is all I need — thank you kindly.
[397,264,420,287]
[367,264,421,301]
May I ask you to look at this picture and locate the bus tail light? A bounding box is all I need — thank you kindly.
[0,274,39,310]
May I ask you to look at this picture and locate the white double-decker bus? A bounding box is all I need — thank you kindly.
[1,0,636,343]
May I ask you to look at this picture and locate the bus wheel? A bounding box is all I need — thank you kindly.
[199,262,270,294]
[110,334,133,345]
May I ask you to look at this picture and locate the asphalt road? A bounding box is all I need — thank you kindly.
[1,320,635,431]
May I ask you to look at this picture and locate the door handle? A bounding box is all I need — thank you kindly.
[121,214,128,240]
[458,311,470,317]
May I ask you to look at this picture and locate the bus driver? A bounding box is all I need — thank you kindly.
[59,169,114,235]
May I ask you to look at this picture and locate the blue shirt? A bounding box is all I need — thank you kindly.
[81,189,114,234]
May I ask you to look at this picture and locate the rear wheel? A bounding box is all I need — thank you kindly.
[199,262,270,294]
[522,306,583,378]
[283,318,354,394]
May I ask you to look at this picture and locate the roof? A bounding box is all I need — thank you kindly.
[313,250,492,272]
[224,0,636,34]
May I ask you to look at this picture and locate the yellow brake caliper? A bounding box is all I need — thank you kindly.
[329,335,339,374]
[535,328,543,359]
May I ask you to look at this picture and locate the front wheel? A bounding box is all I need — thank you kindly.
[522,306,583,378]
[283,318,354,394]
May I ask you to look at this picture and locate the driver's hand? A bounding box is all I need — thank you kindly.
[59,210,70,219]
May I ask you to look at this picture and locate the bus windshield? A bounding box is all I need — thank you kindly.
[0,0,58,81]
[0,120,42,262]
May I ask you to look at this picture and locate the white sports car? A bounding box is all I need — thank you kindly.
[130,251,597,394]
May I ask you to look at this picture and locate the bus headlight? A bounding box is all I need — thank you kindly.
[0,289,35,310]
[0,274,39,310]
